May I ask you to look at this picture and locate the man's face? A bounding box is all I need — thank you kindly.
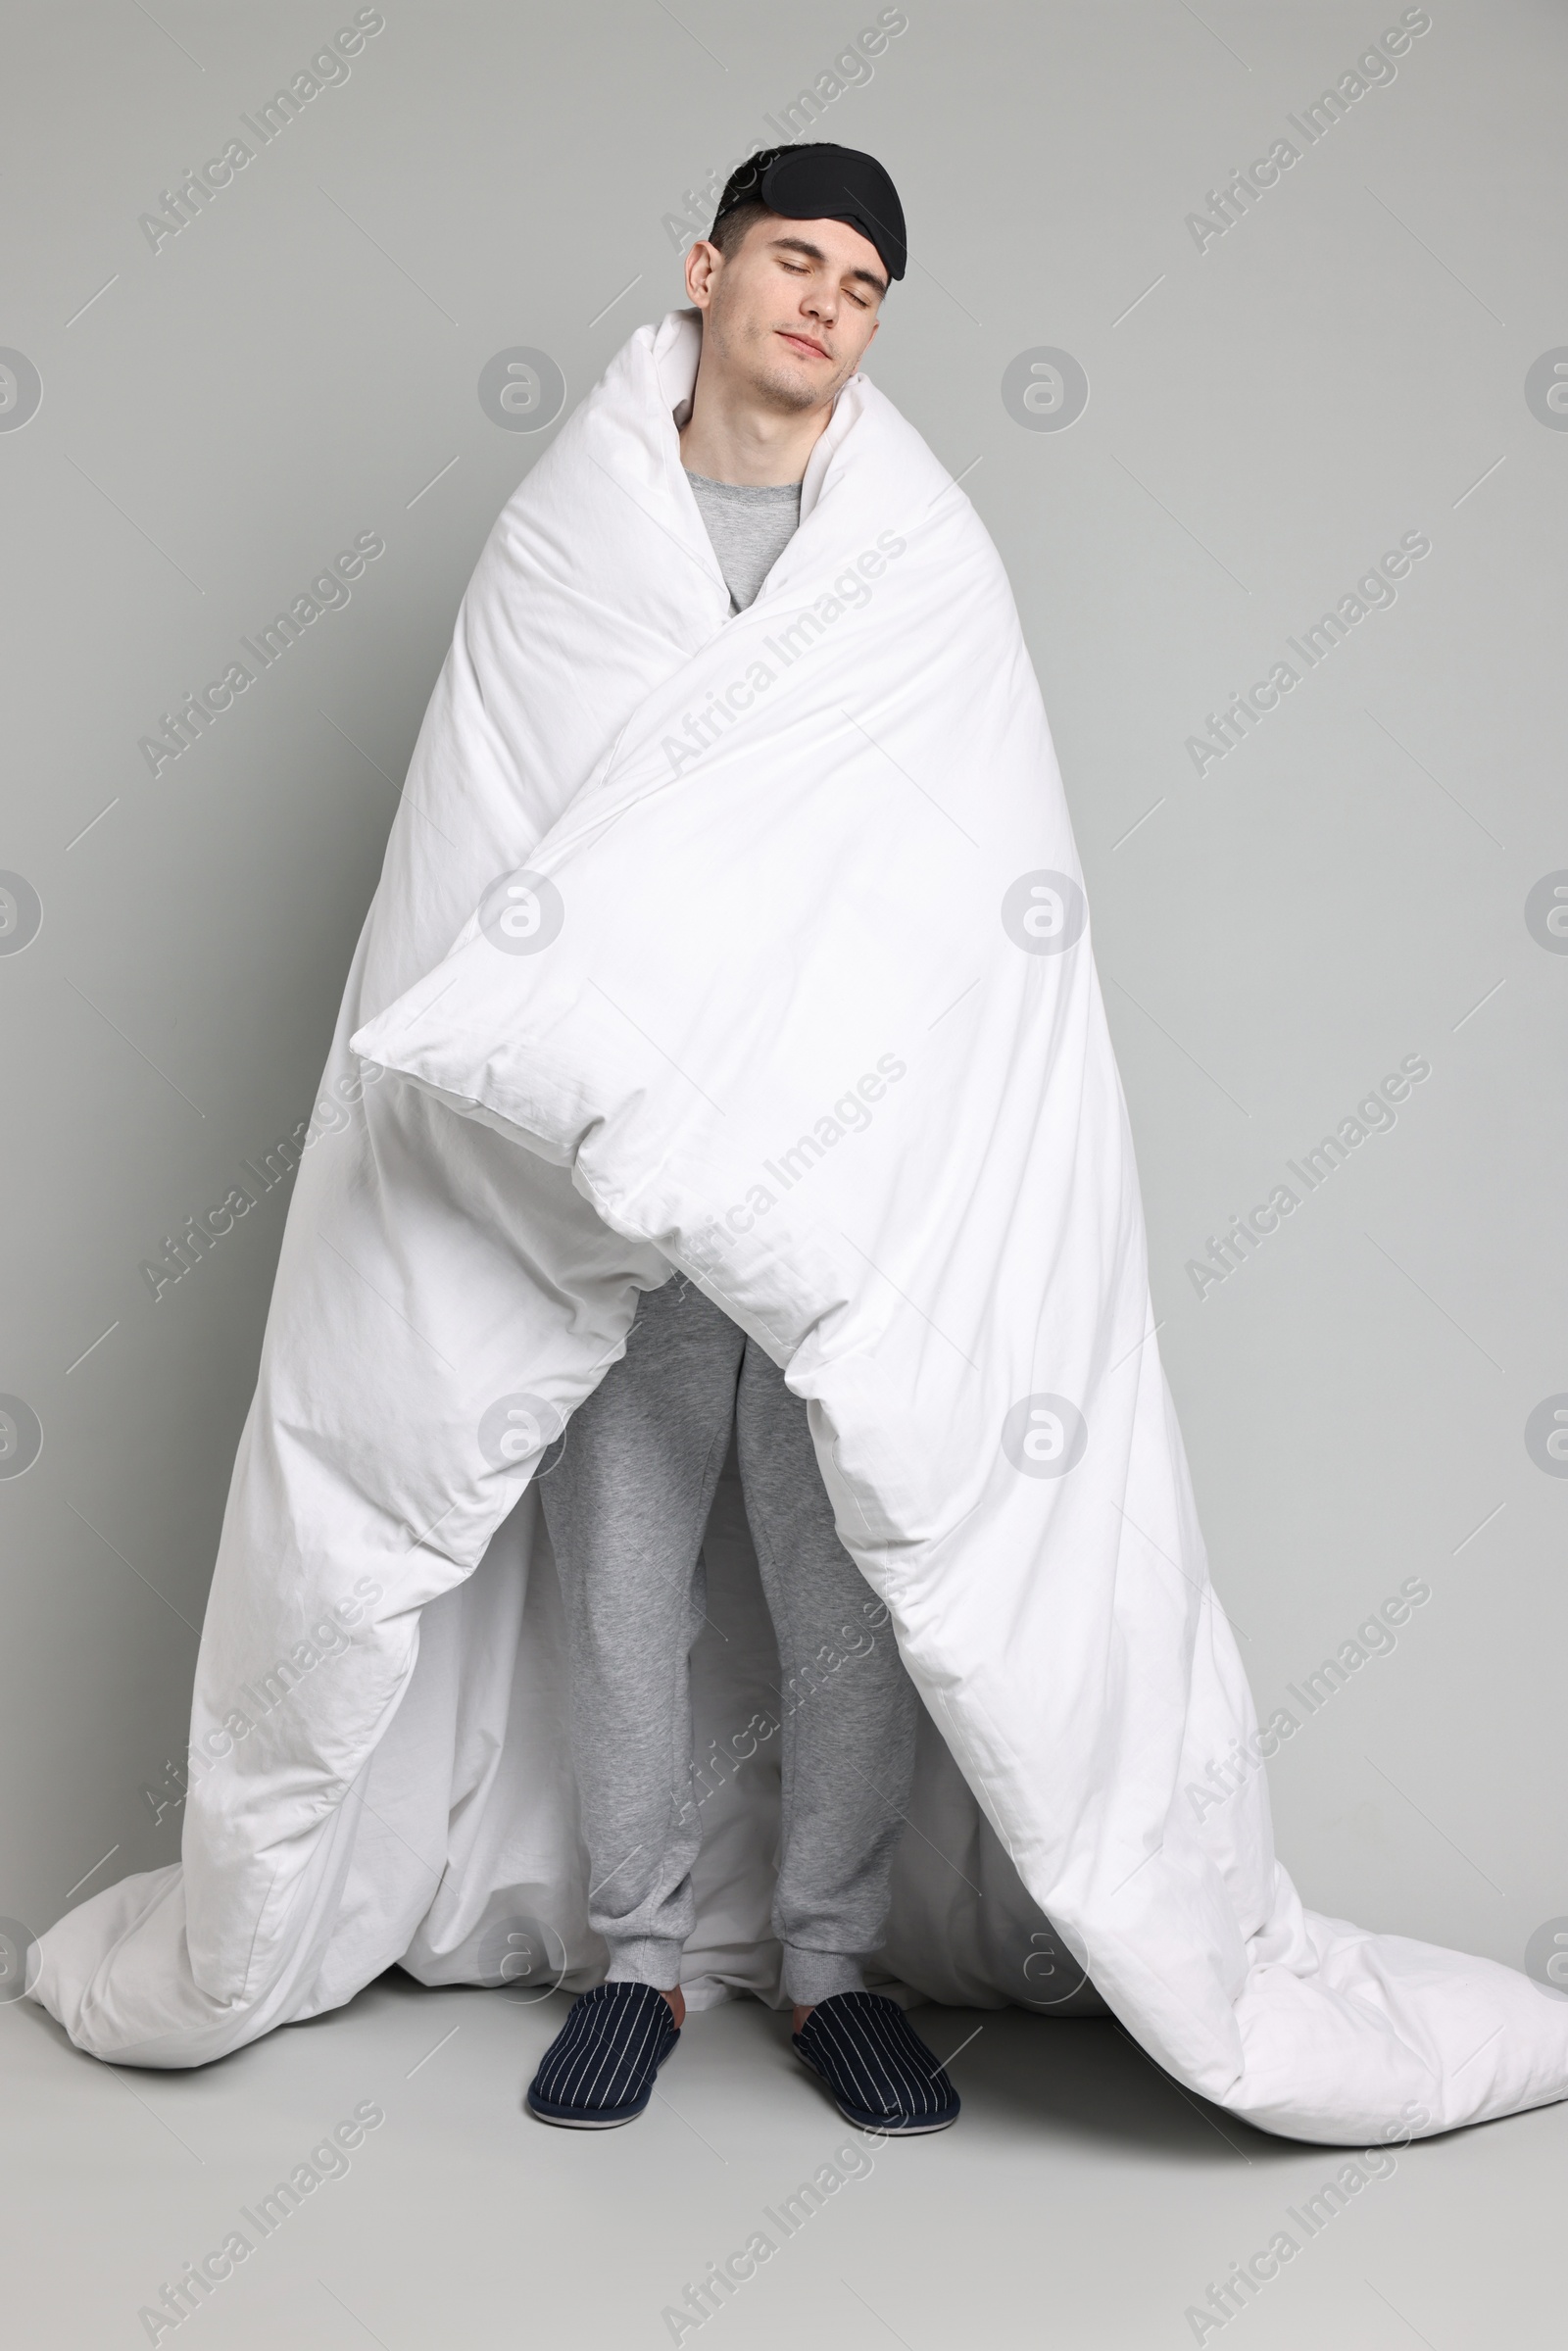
[684,213,886,414]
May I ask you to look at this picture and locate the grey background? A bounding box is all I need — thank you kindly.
[4,0,1565,2040]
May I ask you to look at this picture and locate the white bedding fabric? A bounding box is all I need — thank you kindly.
[31,311,1568,2144]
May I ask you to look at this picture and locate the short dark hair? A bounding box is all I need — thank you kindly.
[707,196,770,261]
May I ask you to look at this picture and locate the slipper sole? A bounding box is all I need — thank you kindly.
[526,2086,654,2129]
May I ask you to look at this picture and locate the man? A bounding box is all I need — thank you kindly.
[37,123,1557,2163]
[524,144,960,2136]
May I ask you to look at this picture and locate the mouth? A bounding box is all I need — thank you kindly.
[776,329,830,362]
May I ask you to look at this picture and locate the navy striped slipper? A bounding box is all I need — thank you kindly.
[526,1981,681,2129]
[792,1990,960,2133]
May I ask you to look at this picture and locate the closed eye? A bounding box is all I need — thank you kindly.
[778,260,869,310]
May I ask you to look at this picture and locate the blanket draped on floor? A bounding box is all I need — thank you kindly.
[30,311,1568,2144]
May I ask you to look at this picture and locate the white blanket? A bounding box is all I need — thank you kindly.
[31,311,1568,2144]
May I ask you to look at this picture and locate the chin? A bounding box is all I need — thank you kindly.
[749,360,824,415]
[773,348,826,380]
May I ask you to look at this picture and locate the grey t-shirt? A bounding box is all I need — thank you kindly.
[683,468,802,613]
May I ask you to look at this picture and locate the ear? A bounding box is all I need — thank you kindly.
[684,237,721,310]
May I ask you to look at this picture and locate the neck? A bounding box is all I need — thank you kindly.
[678,364,828,488]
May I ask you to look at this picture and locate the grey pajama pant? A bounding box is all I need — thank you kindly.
[537,1274,920,2008]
